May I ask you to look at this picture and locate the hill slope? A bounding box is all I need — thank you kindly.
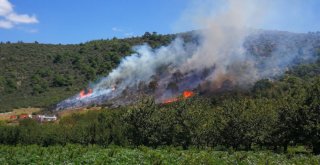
[0,30,320,112]
[0,33,174,112]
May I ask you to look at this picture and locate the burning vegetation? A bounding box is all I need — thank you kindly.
[162,90,194,104]
[79,88,93,99]
[54,0,319,111]
[1,0,320,158]
[55,29,319,111]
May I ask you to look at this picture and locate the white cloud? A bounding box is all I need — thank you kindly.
[112,27,123,32]
[0,0,12,15]
[7,13,38,24]
[0,0,38,29]
[0,19,13,28]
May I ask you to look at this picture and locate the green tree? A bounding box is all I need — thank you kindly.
[304,77,320,154]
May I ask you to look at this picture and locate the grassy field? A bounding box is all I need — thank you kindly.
[56,106,102,119]
[0,108,41,121]
[0,145,319,165]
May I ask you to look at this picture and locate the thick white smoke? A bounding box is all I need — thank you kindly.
[55,0,318,110]
[94,38,194,91]
[94,0,260,96]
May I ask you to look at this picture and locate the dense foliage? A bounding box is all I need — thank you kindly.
[0,31,320,161]
[0,144,319,164]
[0,60,319,153]
[0,32,175,112]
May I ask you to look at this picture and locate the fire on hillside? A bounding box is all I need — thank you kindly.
[79,88,93,99]
[162,90,194,104]
[53,0,318,111]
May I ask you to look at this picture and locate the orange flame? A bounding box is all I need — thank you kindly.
[79,88,93,98]
[183,90,194,98]
[162,90,194,104]
[163,98,179,104]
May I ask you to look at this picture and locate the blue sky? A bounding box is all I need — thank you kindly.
[0,0,320,44]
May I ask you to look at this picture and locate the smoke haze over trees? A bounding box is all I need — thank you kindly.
[0,0,320,159]
[52,0,320,110]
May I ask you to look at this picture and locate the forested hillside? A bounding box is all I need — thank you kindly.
[1,30,319,112]
[0,30,320,154]
[0,32,175,112]
[0,72,319,153]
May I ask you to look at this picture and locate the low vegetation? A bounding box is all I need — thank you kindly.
[0,144,319,164]
[0,32,175,112]
[0,62,319,154]
[0,31,319,163]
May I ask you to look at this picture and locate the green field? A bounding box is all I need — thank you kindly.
[0,145,319,165]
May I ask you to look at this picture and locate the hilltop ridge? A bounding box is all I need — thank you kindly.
[0,30,319,112]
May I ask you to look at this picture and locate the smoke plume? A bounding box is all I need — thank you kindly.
[55,0,318,110]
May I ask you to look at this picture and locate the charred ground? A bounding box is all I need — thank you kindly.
[0,30,320,112]
[0,30,320,154]
[0,32,177,112]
